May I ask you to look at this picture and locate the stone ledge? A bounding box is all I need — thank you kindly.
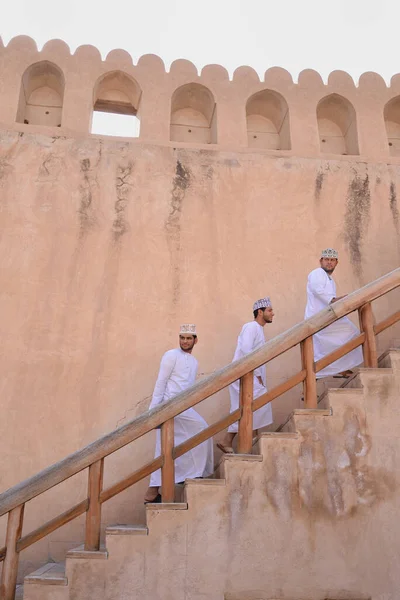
[145,502,188,510]
[66,545,108,560]
[357,367,393,375]
[184,478,226,486]
[106,525,148,536]
[292,408,332,416]
[25,562,67,586]
[258,432,299,439]
[328,388,364,395]
[222,454,263,462]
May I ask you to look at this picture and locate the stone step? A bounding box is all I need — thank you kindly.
[217,453,263,480]
[280,408,331,433]
[66,545,108,560]
[24,562,67,586]
[255,430,298,447]
[184,477,227,504]
[106,524,149,536]
[184,477,226,486]
[145,501,188,511]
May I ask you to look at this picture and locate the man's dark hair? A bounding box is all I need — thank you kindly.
[253,308,263,319]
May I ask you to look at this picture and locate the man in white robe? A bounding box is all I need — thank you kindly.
[144,324,214,503]
[218,298,274,454]
[305,248,363,378]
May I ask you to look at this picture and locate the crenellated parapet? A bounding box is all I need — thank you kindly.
[2,35,400,160]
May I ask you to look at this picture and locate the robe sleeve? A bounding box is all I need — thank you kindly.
[240,324,264,380]
[151,351,177,407]
[308,270,335,306]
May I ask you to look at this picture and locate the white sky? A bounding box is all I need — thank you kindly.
[1,0,398,135]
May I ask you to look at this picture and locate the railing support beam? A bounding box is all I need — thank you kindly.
[85,459,104,551]
[237,371,254,454]
[161,419,175,502]
[0,504,24,600]
[301,336,317,408]
[359,302,378,368]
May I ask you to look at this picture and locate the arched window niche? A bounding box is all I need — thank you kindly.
[92,71,141,137]
[16,61,65,127]
[170,83,217,144]
[246,90,291,150]
[384,97,400,156]
[317,94,359,155]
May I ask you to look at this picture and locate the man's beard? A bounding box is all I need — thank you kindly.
[322,267,335,274]
[180,344,194,352]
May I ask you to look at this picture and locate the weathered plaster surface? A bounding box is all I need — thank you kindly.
[1,37,400,580]
[1,128,400,577]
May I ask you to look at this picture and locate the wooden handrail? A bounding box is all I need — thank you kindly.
[0,267,399,519]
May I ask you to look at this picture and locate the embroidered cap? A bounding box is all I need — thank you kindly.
[180,324,197,335]
[321,248,338,259]
[253,297,272,311]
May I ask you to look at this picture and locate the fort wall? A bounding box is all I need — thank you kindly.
[2,35,400,158]
[0,36,400,579]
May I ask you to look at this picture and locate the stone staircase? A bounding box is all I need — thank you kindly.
[22,349,400,600]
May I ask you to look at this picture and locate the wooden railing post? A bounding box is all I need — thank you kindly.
[237,371,254,454]
[301,336,317,408]
[0,504,24,600]
[161,418,175,503]
[359,302,378,368]
[85,459,104,551]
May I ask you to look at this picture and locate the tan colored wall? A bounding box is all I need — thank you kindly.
[0,36,400,578]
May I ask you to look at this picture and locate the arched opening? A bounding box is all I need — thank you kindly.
[92,71,141,138]
[384,97,400,156]
[170,83,216,144]
[16,61,64,127]
[246,90,291,150]
[317,94,359,155]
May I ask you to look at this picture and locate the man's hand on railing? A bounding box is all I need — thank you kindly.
[330,295,347,304]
